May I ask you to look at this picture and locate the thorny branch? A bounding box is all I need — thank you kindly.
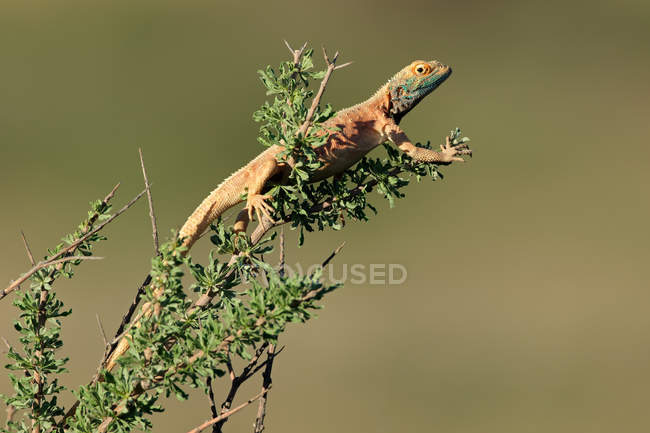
[214,343,270,433]
[296,46,351,137]
[1,184,146,301]
[0,256,104,301]
[26,185,125,433]
[206,377,219,432]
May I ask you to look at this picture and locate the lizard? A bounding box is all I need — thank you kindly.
[105,59,470,372]
[177,59,470,249]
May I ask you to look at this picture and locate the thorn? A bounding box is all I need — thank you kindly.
[20,230,35,266]
[284,39,293,54]
[321,46,330,64]
[96,313,108,348]
[332,51,340,63]
[334,61,354,70]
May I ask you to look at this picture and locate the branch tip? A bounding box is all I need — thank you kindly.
[20,230,35,266]
[283,39,293,53]
[138,148,159,254]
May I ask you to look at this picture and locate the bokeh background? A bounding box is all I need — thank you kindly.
[1,0,649,431]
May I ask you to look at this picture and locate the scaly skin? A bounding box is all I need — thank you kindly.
[106,59,469,371]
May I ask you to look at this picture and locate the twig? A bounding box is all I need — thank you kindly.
[106,307,146,351]
[253,344,276,433]
[139,148,159,254]
[284,40,307,66]
[321,242,345,268]
[206,377,219,431]
[2,185,145,301]
[296,46,344,137]
[95,313,108,348]
[186,388,271,433]
[1,256,104,301]
[108,275,151,351]
[20,230,35,266]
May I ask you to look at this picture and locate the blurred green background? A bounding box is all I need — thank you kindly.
[1,0,649,431]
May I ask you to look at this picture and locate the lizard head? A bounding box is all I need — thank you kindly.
[386,60,452,124]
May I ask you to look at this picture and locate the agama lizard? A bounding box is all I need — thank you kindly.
[177,59,470,248]
[105,59,470,372]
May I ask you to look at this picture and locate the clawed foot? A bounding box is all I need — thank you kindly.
[247,194,276,226]
[440,136,472,163]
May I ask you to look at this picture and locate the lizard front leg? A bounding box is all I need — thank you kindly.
[233,158,279,233]
[384,122,470,164]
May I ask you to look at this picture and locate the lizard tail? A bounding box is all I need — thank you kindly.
[178,169,247,249]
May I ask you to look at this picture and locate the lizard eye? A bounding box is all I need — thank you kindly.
[413,63,431,75]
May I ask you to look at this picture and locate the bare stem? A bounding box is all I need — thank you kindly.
[139,148,159,254]
[186,388,270,433]
[206,377,219,432]
[296,47,343,137]
[278,229,285,277]
[253,344,276,433]
[20,230,36,266]
[215,343,270,433]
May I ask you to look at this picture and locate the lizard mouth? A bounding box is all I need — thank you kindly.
[425,67,452,92]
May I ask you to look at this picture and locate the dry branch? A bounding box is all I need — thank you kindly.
[186,388,271,433]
